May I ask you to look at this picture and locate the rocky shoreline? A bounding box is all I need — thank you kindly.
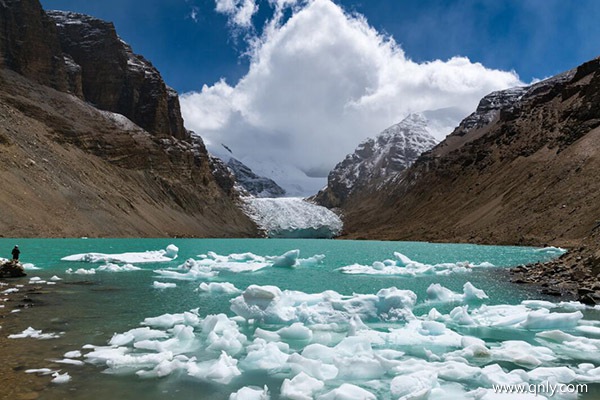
[0,278,59,400]
[510,245,600,305]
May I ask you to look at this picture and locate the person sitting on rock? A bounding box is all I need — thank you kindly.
[11,245,20,261]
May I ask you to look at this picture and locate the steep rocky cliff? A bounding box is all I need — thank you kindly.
[0,0,257,237]
[341,58,600,251]
[0,0,68,91]
[314,113,438,208]
[46,11,187,140]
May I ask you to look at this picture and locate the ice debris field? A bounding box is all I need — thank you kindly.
[8,241,597,399]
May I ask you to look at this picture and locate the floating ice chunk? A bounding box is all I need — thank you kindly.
[25,368,55,375]
[288,353,339,380]
[479,364,530,387]
[281,372,324,400]
[8,327,62,339]
[277,323,313,342]
[136,357,189,379]
[66,268,96,275]
[489,341,555,367]
[536,330,600,362]
[575,325,600,337]
[109,327,169,346]
[426,284,462,303]
[297,254,326,267]
[52,358,85,366]
[51,372,71,384]
[340,253,493,277]
[229,385,270,400]
[64,350,82,358]
[198,282,241,294]
[445,304,582,331]
[2,288,19,294]
[62,245,178,264]
[84,346,131,366]
[231,285,417,325]
[152,281,177,289]
[463,282,489,302]
[23,263,40,270]
[50,275,63,281]
[270,250,300,268]
[97,263,141,272]
[241,339,290,371]
[390,370,438,399]
[520,310,582,330]
[521,300,557,309]
[317,383,376,400]
[187,351,241,384]
[142,313,186,329]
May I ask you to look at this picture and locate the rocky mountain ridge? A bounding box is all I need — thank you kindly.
[0,0,257,237]
[339,57,600,250]
[314,113,438,208]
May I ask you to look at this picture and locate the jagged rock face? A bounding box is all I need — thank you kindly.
[227,158,286,198]
[46,11,187,140]
[340,58,600,248]
[314,113,438,208]
[0,0,68,91]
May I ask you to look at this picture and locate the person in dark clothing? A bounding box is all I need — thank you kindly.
[11,245,20,261]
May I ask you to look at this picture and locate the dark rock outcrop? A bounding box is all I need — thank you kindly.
[0,260,26,278]
[46,11,187,139]
[0,0,68,91]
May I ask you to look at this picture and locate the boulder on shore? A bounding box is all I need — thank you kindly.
[0,261,27,278]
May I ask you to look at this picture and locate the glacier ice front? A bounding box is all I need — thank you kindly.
[242,197,343,238]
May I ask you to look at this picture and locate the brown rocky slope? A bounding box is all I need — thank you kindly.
[0,0,257,237]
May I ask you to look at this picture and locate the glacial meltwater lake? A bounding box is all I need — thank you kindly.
[2,238,599,399]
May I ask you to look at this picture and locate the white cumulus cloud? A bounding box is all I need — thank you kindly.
[215,0,259,28]
[182,0,523,195]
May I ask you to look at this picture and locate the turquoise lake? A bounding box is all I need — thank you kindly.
[1,239,598,399]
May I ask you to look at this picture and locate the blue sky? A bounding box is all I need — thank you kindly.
[40,0,600,94]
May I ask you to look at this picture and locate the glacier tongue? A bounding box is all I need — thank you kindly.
[243,197,342,238]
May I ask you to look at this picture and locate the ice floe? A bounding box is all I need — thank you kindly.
[8,327,62,339]
[154,250,324,281]
[339,252,495,276]
[197,282,241,294]
[152,281,177,289]
[62,244,178,264]
[74,282,600,400]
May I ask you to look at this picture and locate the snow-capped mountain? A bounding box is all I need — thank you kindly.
[227,158,286,198]
[214,145,286,198]
[314,113,439,208]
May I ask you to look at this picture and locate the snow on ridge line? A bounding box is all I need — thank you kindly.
[78,283,600,400]
[242,197,342,238]
[62,244,178,264]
